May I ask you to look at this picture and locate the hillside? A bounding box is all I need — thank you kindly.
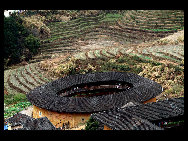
[4,10,184,120]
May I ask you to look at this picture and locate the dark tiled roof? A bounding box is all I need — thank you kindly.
[27,72,163,113]
[6,113,33,127]
[91,97,184,130]
[23,117,57,130]
[6,113,57,130]
[121,97,184,121]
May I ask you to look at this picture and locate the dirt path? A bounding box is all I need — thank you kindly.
[19,106,33,117]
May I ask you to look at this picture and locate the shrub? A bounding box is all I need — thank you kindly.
[13,93,27,103]
[134,67,143,74]
[85,117,100,130]
[4,101,32,119]
[4,94,15,105]
[24,34,40,55]
[4,93,27,105]
[22,15,50,39]
[117,56,127,63]
[117,64,131,71]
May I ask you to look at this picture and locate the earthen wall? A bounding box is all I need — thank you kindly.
[33,105,91,129]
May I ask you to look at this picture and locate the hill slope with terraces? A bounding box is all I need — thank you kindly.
[29,10,184,63]
[4,10,184,120]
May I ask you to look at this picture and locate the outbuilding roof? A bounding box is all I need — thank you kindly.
[6,113,57,130]
[91,97,184,130]
[27,72,163,113]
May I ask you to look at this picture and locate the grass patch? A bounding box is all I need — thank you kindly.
[4,93,30,119]
[4,93,27,106]
[4,101,32,119]
[100,13,123,22]
[140,27,183,32]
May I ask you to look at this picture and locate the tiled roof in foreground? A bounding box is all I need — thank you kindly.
[91,97,184,130]
[6,113,57,130]
[6,97,183,130]
[27,72,163,113]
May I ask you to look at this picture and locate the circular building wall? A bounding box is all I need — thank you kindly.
[28,72,163,129]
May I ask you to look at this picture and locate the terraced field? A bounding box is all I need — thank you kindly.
[27,10,184,63]
[73,44,184,66]
[118,10,184,31]
[4,10,184,120]
[4,62,55,95]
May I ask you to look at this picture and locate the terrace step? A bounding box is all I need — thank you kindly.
[8,69,29,94]
[23,64,44,86]
[4,69,19,94]
[73,52,87,60]
[93,50,102,58]
[87,50,96,59]
[100,49,115,58]
[106,47,120,56]
[138,45,184,63]
[120,47,134,54]
[15,67,35,91]
[4,62,55,96]
[29,63,52,83]
[119,10,184,31]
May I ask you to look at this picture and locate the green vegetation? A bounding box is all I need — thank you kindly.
[140,27,184,32]
[4,13,41,69]
[101,13,123,22]
[4,101,32,119]
[24,34,40,55]
[166,120,184,126]
[4,93,27,106]
[85,117,100,130]
[4,13,28,67]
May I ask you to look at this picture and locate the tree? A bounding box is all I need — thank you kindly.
[85,117,100,130]
[4,12,40,68]
[4,13,28,65]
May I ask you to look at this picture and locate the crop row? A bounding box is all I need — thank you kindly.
[52,23,169,40]
[36,11,184,64]
[43,23,165,49]
[46,10,183,44]
[73,47,138,60]
[47,13,106,30]
[138,45,184,63]
[72,44,184,65]
[41,13,122,44]
[4,63,53,95]
[118,10,184,32]
[47,13,118,38]
[134,10,183,20]
[49,12,121,34]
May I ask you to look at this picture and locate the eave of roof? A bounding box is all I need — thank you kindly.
[27,72,163,113]
[91,97,184,130]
